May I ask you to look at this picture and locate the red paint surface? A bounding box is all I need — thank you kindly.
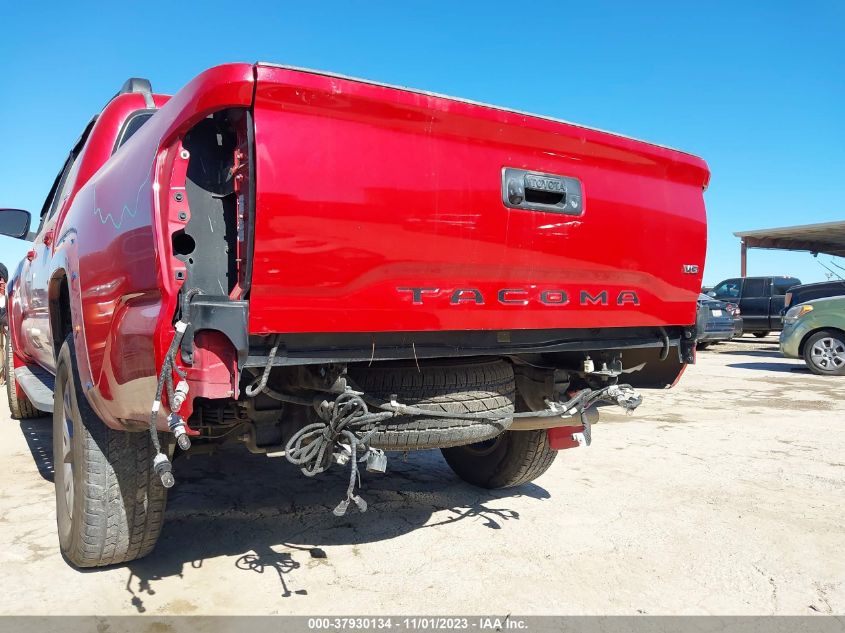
[547,425,586,450]
[11,64,253,427]
[250,64,708,334]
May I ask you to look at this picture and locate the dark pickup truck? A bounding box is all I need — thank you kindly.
[708,276,801,336]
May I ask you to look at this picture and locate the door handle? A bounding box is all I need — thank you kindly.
[43,230,54,246]
[501,168,583,215]
[26,250,36,261]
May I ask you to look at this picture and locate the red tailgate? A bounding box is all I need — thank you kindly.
[250,64,708,334]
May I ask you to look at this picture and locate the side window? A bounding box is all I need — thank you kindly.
[742,278,768,298]
[113,111,154,152]
[36,115,98,231]
[713,278,742,299]
[36,157,73,233]
[48,155,83,220]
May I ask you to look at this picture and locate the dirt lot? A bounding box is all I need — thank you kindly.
[0,335,842,615]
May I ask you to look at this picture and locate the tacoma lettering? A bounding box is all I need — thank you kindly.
[397,287,639,306]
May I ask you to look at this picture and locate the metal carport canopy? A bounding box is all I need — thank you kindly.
[734,220,845,275]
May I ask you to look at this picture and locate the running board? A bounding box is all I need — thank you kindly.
[14,365,55,413]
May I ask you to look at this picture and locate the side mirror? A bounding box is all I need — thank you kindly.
[0,209,32,239]
[707,291,716,297]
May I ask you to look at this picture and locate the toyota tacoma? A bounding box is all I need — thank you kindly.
[0,63,708,567]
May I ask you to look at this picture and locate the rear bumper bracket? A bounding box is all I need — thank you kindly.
[180,296,249,368]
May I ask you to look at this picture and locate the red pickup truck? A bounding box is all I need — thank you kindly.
[0,63,708,568]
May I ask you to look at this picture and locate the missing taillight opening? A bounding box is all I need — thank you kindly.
[170,108,251,299]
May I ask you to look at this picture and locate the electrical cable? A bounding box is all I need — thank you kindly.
[245,336,281,397]
[279,383,641,515]
[148,288,202,487]
[658,327,670,361]
[283,391,394,515]
[149,324,186,454]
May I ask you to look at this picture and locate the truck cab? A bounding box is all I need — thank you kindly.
[708,276,801,335]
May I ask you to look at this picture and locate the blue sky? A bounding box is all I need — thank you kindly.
[0,1,842,285]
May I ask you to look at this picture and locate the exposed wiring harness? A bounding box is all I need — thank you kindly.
[149,288,201,488]
[272,382,642,515]
[284,391,394,516]
[245,336,281,397]
[364,385,640,421]
[658,327,670,361]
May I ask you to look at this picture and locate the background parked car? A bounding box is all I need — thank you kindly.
[724,301,743,338]
[708,275,801,337]
[783,279,845,314]
[696,293,737,349]
[780,295,845,376]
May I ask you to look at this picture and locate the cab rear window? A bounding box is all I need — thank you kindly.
[113,111,154,153]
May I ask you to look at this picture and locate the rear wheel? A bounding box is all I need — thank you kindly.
[54,334,167,567]
[803,330,845,376]
[753,331,770,338]
[5,331,41,419]
[441,428,557,489]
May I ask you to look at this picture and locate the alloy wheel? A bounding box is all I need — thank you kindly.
[809,337,845,371]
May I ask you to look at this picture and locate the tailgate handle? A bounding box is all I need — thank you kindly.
[502,168,583,215]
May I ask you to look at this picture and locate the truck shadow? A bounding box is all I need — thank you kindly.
[717,349,784,358]
[726,338,779,346]
[727,362,809,373]
[119,446,548,612]
[15,413,545,611]
[18,416,54,482]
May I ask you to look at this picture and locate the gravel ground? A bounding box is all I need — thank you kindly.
[0,335,842,615]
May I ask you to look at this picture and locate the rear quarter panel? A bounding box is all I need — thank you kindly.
[54,64,254,426]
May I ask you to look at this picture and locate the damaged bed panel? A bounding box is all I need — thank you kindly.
[172,108,250,299]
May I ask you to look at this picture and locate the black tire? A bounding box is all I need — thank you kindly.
[347,358,515,451]
[753,332,770,338]
[53,334,167,567]
[441,428,557,489]
[5,330,41,419]
[696,342,710,350]
[802,330,845,376]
